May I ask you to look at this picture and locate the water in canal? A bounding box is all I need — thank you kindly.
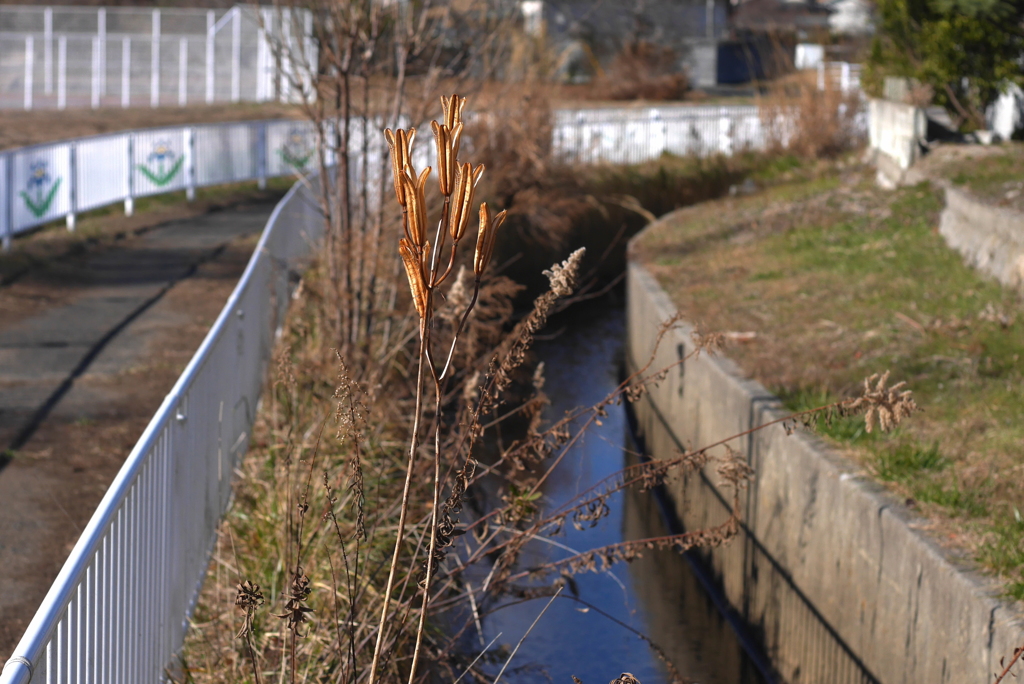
[463,300,768,684]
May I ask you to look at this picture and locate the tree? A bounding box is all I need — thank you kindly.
[865,0,1024,130]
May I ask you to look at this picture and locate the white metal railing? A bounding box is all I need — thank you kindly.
[0,174,324,684]
[552,105,768,165]
[0,118,337,249]
[0,4,315,110]
[0,99,864,683]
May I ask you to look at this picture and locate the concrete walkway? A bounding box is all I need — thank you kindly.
[0,201,275,657]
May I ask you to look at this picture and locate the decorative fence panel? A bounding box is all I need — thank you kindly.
[131,128,190,198]
[9,142,71,232]
[0,119,334,249]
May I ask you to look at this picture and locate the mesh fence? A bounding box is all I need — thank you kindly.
[0,4,313,110]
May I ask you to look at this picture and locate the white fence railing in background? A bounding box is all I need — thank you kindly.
[0,4,315,111]
[553,105,769,165]
[817,61,862,94]
[0,99,866,683]
[0,119,333,249]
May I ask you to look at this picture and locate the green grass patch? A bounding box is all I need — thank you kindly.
[635,162,1024,591]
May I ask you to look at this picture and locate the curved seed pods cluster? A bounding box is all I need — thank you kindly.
[383,93,505,321]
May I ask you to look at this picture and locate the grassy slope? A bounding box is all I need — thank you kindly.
[632,159,1024,599]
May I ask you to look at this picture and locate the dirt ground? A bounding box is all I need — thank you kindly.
[0,102,303,150]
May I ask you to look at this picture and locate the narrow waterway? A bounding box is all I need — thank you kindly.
[465,300,767,684]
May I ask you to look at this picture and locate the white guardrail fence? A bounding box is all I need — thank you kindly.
[0,175,324,684]
[0,99,863,683]
[0,119,337,249]
[554,105,770,165]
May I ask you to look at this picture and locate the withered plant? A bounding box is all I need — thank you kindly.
[257,0,528,357]
[179,88,922,684]
[757,66,865,159]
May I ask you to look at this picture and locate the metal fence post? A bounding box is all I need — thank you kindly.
[2,154,10,252]
[186,128,196,201]
[178,38,188,107]
[151,9,161,108]
[257,122,267,189]
[44,7,53,95]
[67,143,77,231]
[122,37,131,108]
[256,11,268,102]
[125,134,135,216]
[98,8,107,97]
[231,7,241,103]
[57,35,66,110]
[91,37,101,109]
[24,36,34,111]
[205,11,215,104]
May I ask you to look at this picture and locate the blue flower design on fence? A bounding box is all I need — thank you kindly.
[278,129,313,171]
[138,141,184,186]
[20,160,62,218]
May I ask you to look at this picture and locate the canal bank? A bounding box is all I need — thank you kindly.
[625,244,1024,682]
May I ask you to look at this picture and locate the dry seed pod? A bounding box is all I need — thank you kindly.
[473,203,507,277]
[384,127,416,207]
[401,164,431,247]
[399,238,429,319]
[431,121,463,197]
[441,93,467,130]
[449,162,484,243]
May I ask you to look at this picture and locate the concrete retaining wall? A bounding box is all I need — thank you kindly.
[626,250,1024,683]
[939,186,1024,290]
[868,99,927,185]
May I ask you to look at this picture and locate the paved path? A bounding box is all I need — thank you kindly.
[0,201,276,657]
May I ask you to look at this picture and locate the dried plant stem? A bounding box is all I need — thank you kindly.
[493,587,563,684]
[367,324,427,684]
[407,386,443,684]
[995,641,1024,684]
[453,631,504,684]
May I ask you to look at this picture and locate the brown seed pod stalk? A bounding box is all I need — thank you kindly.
[474,202,507,278]
[384,127,416,207]
[401,164,431,247]
[399,238,429,319]
[449,162,485,244]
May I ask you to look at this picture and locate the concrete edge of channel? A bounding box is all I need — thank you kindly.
[625,216,1024,683]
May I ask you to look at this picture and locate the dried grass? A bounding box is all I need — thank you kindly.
[758,70,864,159]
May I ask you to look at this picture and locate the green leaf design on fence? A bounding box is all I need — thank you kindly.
[137,156,185,187]
[279,148,312,171]
[19,178,62,218]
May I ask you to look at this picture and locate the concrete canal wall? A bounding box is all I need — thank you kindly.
[625,247,1024,683]
[938,186,1024,291]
